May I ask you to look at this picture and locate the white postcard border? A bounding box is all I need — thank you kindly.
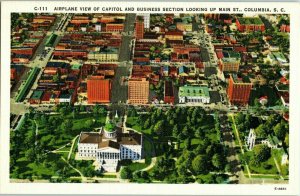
[1,1,300,195]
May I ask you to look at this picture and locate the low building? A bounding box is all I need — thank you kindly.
[178,86,210,104]
[87,47,119,62]
[105,23,124,32]
[236,17,265,32]
[165,31,183,41]
[29,90,44,104]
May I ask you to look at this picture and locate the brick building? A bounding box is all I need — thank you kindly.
[227,74,252,105]
[236,17,265,32]
[135,16,144,40]
[217,50,241,72]
[128,78,149,105]
[87,75,111,104]
[105,23,124,32]
[164,81,175,104]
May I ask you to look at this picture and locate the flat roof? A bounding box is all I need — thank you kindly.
[179,85,210,97]
[237,17,264,25]
[31,90,44,100]
[231,74,251,83]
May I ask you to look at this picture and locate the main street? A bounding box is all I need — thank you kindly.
[119,13,136,62]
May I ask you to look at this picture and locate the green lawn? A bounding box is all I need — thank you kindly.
[126,117,152,135]
[244,150,280,175]
[143,138,154,164]
[272,149,289,177]
[249,158,279,175]
[127,162,148,172]
[230,117,240,146]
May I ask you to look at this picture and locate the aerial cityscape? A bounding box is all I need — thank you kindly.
[10,13,289,184]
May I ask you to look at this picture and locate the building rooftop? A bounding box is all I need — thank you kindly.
[99,140,120,149]
[80,132,101,143]
[237,17,264,25]
[164,81,174,97]
[231,74,251,83]
[79,130,142,147]
[222,50,241,61]
[179,85,210,97]
[31,90,44,100]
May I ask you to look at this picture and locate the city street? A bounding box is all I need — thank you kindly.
[111,65,130,103]
[119,14,135,62]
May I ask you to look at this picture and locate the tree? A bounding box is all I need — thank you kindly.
[254,124,268,138]
[153,120,164,135]
[98,107,106,115]
[40,114,48,125]
[212,153,226,171]
[192,155,208,175]
[172,124,179,138]
[197,173,215,184]
[143,118,151,129]
[53,74,60,83]
[273,122,287,141]
[71,109,79,119]
[25,148,35,162]
[184,138,191,150]
[253,144,271,164]
[284,133,289,146]
[61,119,73,133]
[93,104,100,116]
[215,174,228,184]
[120,167,132,179]
[59,107,68,116]
[85,119,94,128]
[235,113,245,125]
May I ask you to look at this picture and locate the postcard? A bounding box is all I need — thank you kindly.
[1,1,299,195]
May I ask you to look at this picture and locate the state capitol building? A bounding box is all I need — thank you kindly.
[77,112,143,172]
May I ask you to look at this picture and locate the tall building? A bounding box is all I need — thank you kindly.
[87,75,111,104]
[128,78,149,104]
[164,81,175,104]
[227,74,252,105]
[218,50,241,72]
[137,13,150,29]
[135,16,144,40]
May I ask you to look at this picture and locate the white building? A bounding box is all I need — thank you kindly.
[78,123,142,172]
[178,86,210,104]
